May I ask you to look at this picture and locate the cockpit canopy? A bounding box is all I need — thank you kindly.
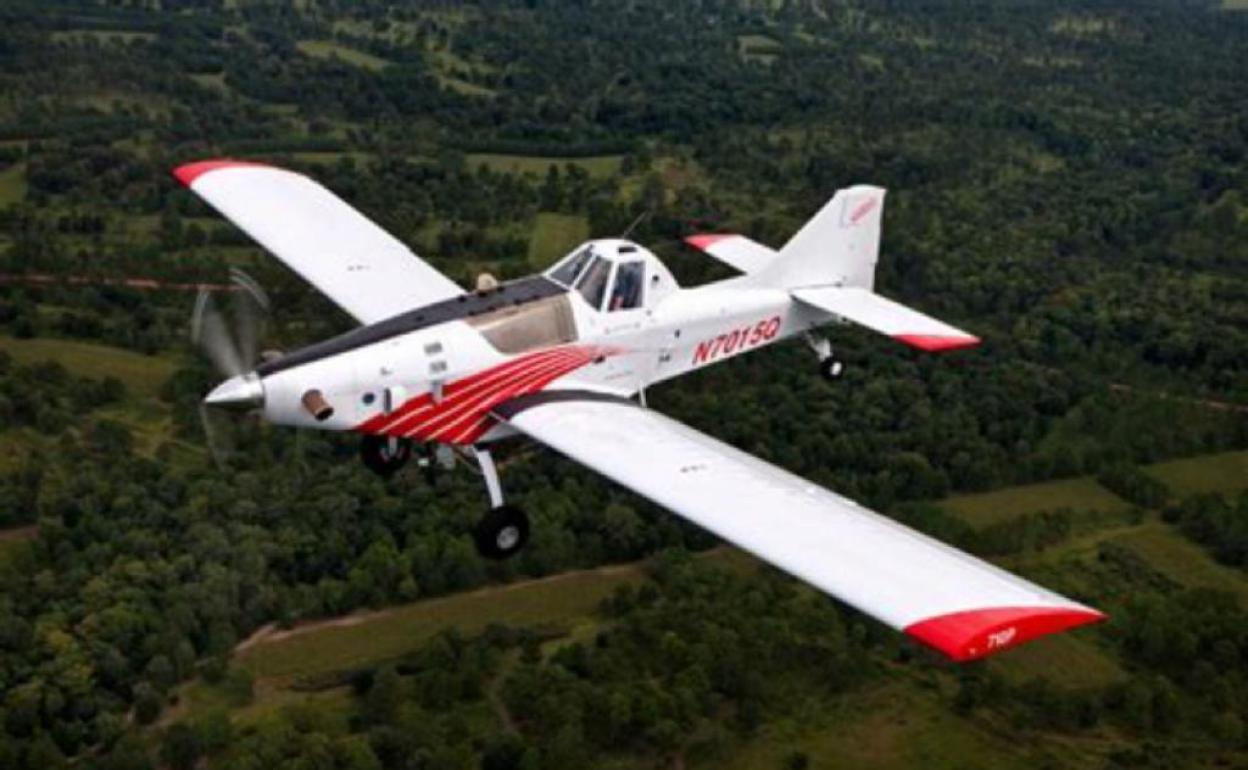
[545,239,678,313]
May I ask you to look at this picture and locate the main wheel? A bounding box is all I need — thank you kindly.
[473,505,530,560]
[819,357,845,382]
[360,434,412,477]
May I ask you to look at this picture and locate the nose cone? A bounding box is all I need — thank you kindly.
[204,373,264,408]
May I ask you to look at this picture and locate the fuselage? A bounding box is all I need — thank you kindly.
[251,238,831,446]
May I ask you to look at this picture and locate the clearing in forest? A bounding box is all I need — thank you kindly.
[1111,523,1248,603]
[528,213,589,266]
[0,335,174,399]
[1144,450,1248,497]
[0,163,27,206]
[295,40,390,71]
[940,476,1127,528]
[467,153,623,179]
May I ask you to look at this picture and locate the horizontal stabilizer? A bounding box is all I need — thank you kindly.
[685,234,776,275]
[794,286,979,352]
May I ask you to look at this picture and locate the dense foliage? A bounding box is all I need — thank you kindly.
[0,0,1245,768]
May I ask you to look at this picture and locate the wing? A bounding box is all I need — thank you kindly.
[685,234,776,275]
[174,159,464,324]
[794,286,980,352]
[496,392,1104,662]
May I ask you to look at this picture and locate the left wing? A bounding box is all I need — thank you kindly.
[496,392,1104,662]
[174,159,464,324]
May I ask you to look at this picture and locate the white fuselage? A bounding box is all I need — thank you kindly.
[257,241,831,446]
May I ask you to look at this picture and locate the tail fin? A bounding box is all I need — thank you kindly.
[756,185,886,290]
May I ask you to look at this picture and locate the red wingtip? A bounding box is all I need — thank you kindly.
[172,158,269,187]
[905,606,1107,662]
[894,333,981,352]
[686,234,736,251]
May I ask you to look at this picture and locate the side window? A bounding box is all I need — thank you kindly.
[550,248,593,287]
[609,261,645,311]
[575,257,612,310]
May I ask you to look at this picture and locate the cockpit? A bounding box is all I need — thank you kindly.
[545,239,676,313]
[467,239,678,355]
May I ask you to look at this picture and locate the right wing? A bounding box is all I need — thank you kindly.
[794,286,980,352]
[174,159,464,324]
[497,392,1104,662]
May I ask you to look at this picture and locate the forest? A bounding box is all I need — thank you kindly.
[0,0,1246,768]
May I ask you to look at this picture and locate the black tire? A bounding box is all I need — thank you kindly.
[819,357,845,382]
[473,505,530,560]
[360,434,412,477]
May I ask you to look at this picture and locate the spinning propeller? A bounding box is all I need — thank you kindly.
[191,268,273,466]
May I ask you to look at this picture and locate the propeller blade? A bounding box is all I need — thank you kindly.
[191,288,245,378]
[229,268,271,368]
[198,400,234,470]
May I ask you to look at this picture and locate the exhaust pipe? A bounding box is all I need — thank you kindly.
[301,389,334,422]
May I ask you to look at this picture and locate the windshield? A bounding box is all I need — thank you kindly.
[548,247,594,287]
[575,256,612,310]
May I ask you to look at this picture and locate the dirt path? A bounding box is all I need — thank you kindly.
[0,272,237,293]
[1109,383,1248,414]
[0,524,37,543]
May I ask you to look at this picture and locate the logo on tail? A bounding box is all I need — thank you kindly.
[845,196,878,227]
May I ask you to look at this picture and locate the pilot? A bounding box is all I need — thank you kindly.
[609,264,641,310]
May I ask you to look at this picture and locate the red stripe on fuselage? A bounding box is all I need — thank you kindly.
[371,348,574,436]
[354,345,613,445]
[441,351,601,444]
[407,350,590,441]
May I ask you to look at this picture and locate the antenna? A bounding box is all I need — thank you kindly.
[620,208,651,240]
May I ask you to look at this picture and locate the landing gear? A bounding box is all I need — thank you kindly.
[361,435,412,477]
[805,332,846,382]
[473,504,530,560]
[470,447,530,560]
[819,356,846,382]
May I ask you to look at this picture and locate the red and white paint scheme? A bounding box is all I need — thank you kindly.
[177,159,1102,663]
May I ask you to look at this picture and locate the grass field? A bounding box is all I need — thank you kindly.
[236,549,752,681]
[467,153,623,180]
[0,335,175,400]
[0,163,27,206]
[295,40,390,71]
[986,632,1124,688]
[707,679,1087,770]
[1111,522,1248,602]
[940,476,1128,528]
[189,72,230,93]
[1145,450,1248,497]
[50,30,157,44]
[438,76,497,97]
[737,34,782,65]
[236,561,653,681]
[527,212,589,266]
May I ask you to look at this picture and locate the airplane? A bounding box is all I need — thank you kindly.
[174,158,1105,663]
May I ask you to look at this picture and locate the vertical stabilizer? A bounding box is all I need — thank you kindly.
[757,185,886,290]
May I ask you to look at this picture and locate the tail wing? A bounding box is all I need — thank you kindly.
[794,286,980,352]
[756,185,885,290]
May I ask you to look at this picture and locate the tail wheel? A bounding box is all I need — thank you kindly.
[361,434,412,477]
[819,357,845,382]
[474,505,530,560]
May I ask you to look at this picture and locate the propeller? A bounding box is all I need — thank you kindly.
[191,268,274,467]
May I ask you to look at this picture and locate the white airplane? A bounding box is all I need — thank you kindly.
[175,159,1105,662]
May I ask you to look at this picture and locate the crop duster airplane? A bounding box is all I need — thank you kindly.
[175,159,1105,663]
